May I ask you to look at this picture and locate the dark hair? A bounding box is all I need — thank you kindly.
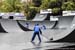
[35,23,39,26]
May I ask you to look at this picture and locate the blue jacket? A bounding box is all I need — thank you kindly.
[34,25,42,34]
[34,26,40,32]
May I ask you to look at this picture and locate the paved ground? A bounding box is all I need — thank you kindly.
[0,33,75,50]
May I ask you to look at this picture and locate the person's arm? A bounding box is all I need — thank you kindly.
[39,28,42,34]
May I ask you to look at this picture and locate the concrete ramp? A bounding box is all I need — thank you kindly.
[32,14,47,21]
[42,16,75,42]
[0,23,7,33]
[52,16,75,42]
[0,19,24,33]
[0,19,7,33]
[0,16,75,42]
[17,21,33,31]
[56,16,74,28]
[18,21,55,30]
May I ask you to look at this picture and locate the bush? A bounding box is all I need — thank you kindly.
[26,8,37,20]
[52,8,62,15]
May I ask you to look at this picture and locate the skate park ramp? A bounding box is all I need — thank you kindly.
[0,23,7,33]
[32,14,47,21]
[42,16,75,42]
[0,19,49,42]
[0,19,24,33]
[0,17,75,50]
[17,21,33,31]
[0,16,75,42]
[53,16,75,42]
[55,16,74,28]
[18,20,55,30]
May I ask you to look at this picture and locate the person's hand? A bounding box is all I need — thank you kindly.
[40,32,42,35]
[39,29,42,35]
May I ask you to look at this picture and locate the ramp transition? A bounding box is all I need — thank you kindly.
[0,19,24,32]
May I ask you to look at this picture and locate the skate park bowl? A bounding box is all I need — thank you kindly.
[18,20,55,30]
[32,13,47,21]
[0,16,75,42]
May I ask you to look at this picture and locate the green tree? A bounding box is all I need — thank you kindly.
[32,0,42,7]
[22,2,37,20]
[0,0,23,12]
[62,1,75,10]
[40,0,50,9]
